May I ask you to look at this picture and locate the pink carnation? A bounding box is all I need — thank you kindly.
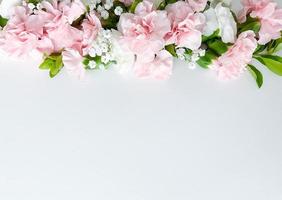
[62,48,85,79]
[212,31,257,80]
[81,12,102,55]
[239,0,282,44]
[134,50,173,80]
[0,6,50,56]
[165,1,206,50]
[37,0,86,53]
[117,0,170,62]
[61,12,101,79]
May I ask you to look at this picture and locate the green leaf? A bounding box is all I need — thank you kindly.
[196,50,218,68]
[165,44,177,57]
[49,65,60,78]
[267,37,282,54]
[202,29,220,43]
[39,53,63,78]
[247,64,263,88]
[254,55,282,76]
[239,21,261,34]
[0,15,8,28]
[39,58,55,70]
[254,44,267,55]
[157,1,167,10]
[238,16,261,34]
[207,39,229,56]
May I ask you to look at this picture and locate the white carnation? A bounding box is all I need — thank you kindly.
[215,3,237,43]
[0,0,22,18]
[110,30,135,74]
[203,3,237,43]
[203,8,218,36]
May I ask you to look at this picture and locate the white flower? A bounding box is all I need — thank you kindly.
[104,3,113,10]
[194,49,206,57]
[101,30,111,39]
[176,48,186,60]
[100,42,108,53]
[191,54,200,62]
[88,60,97,69]
[110,30,135,74]
[101,10,109,19]
[203,3,237,43]
[89,48,97,57]
[203,8,218,36]
[101,54,111,64]
[82,0,101,6]
[0,0,22,18]
[114,6,123,16]
[215,3,237,43]
[97,5,104,12]
[95,46,103,56]
[27,3,35,10]
[176,48,185,56]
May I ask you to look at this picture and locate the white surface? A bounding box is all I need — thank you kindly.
[0,1,282,200]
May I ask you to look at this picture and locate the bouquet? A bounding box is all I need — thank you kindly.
[0,0,281,88]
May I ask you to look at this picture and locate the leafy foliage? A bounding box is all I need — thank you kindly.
[247,64,263,88]
[0,15,8,28]
[254,55,282,76]
[39,54,63,78]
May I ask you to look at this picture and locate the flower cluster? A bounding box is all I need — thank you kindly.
[0,0,281,88]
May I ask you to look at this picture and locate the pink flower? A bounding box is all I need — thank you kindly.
[36,0,86,53]
[62,48,85,79]
[60,0,86,24]
[39,0,86,24]
[239,0,282,44]
[81,12,102,55]
[186,0,208,12]
[0,6,49,56]
[212,31,257,80]
[165,1,206,50]
[134,50,173,80]
[117,0,170,62]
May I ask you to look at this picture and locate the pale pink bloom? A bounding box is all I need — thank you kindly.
[117,0,170,62]
[134,50,173,80]
[62,48,85,79]
[186,0,208,12]
[39,0,86,24]
[0,6,51,56]
[165,1,206,50]
[81,12,102,55]
[118,0,134,6]
[212,31,257,80]
[135,0,154,15]
[38,0,85,53]
[239,0,282,44]
[60,0,86,24]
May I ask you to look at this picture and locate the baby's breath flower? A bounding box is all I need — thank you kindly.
[97,5,104,12]
[101,10,109,19]
[191,54,200,62]
[88,60,97,69]
[114,6,123,16]
[28,3,35,10]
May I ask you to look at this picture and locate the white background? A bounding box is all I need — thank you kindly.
[0,1,282,200]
